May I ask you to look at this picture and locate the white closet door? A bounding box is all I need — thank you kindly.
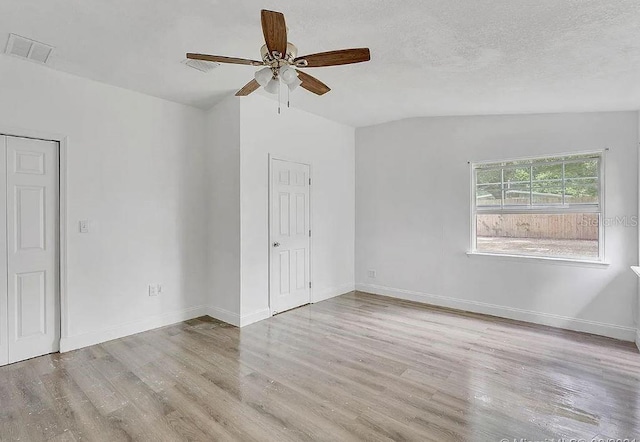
[270,159,311,314]
[0,136,7,365]
[5,135,59,364]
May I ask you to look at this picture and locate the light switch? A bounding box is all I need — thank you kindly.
[79,220,89,233]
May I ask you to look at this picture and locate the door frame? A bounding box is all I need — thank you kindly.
[0,125,68,356]
[268,154,313,316]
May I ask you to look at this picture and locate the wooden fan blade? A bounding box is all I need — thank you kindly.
[235,79,260,96]
[297,71,331,96]
[261,10,287,56]
[295,48,370,68]
[187,53,263,66]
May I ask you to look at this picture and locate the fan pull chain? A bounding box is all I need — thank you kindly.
[277,78,281,115]
[287,84,290,108]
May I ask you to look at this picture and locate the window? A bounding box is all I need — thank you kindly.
[471,152,604,261]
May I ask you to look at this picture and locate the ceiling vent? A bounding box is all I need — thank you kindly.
[5,34,54,64]
[183,58,220,73]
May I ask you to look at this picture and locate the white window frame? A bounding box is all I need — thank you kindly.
[469,150,606,263]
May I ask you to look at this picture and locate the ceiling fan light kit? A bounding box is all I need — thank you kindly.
[255,67,273,87]
[186,9,371,112]
[279,65,298,84]
[288,75,302,92]
[264,77,280,94]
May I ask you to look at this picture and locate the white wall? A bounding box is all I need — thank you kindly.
[239,96,356,322]
[0,55,355,349]
[638,111,640,349]
[205,98,241,323]
[0,56,208,350]
[4,52,634,350]
[356,111,639,340]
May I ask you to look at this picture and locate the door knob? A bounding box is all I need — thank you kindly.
[273,242,281,248]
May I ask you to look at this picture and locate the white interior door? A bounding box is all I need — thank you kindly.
[270,158,311,314]
[0,137,7,366]
[4,135,59,364]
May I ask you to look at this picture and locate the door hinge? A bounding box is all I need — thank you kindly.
[309,230,311,237]
[309,178,311,185]
[309,281,312,288]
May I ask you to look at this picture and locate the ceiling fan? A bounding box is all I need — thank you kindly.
[186,9,371,97]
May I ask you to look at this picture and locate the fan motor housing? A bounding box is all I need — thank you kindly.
[261,43,298,65]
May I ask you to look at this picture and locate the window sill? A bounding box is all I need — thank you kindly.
[466,251,610,268]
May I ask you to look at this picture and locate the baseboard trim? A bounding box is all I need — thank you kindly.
[356,283,636,342]
[211,283,356,329]
[207,306,240,327]
[240,308,271,327]
[60,305,209,352]
[313,283,355,303]
[636,330,640,352]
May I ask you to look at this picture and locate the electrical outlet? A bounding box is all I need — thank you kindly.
[367,269,376,278]
[148,284,163,297]
[79,220,89,233]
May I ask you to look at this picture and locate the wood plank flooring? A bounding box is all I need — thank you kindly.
[1,291,639,441]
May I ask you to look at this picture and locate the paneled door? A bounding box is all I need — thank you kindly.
[1,135,59,365]
[0,137,6,365]
[270,158,311,314]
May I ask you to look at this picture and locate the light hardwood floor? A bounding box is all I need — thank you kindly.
[1,291,639,441]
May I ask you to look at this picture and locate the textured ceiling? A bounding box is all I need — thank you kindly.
[1,0,640,127]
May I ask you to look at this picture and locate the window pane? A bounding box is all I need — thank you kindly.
[476,169,501,184]
[476,184,502,206]
[532,163,562,182]
[476,169,502,206]
[476,213,599,259]
[531,184,563,205]
[564,160,598,179]
[503,156,563,167]
[531,163,562,205]
[564,178,599,204]
[503,185,530,205]
[503,167,530,183]
[503,167,530,206]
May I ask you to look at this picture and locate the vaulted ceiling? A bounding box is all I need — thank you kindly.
[1,0,640,127]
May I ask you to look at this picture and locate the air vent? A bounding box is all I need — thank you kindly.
[183,58,220,73]
[5,34,54,64]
